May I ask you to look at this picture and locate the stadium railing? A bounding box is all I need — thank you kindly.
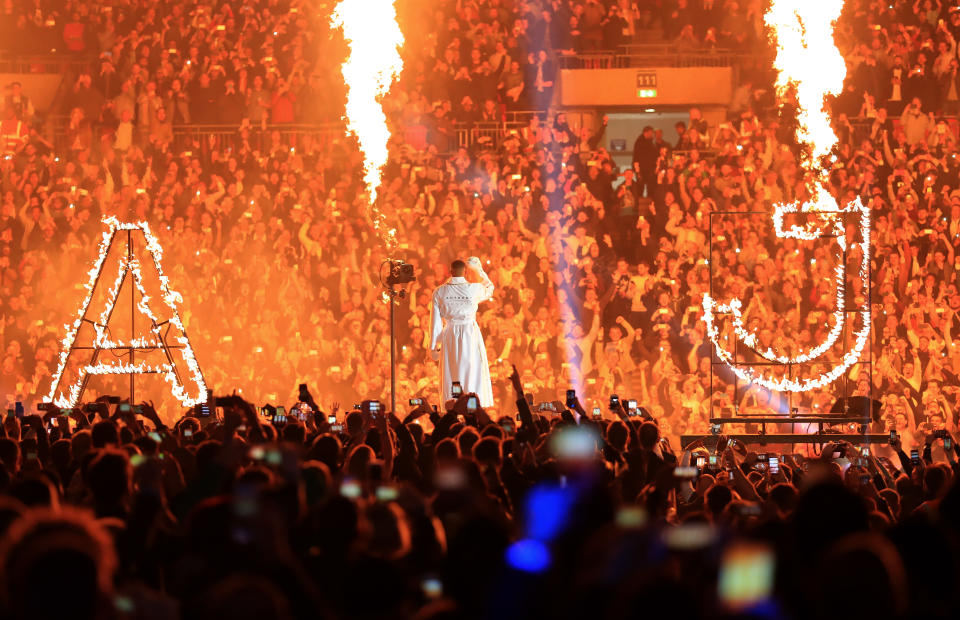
[557,44,754,69]
[0,53,94,74]
[47,117,548,154]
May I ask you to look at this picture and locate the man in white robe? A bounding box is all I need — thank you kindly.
[430,257,495,407]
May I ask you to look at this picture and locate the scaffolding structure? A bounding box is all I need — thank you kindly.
[683,208,877,448]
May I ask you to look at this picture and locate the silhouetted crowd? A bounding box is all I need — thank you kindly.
[0,0,959,443]
[0,374,957,620]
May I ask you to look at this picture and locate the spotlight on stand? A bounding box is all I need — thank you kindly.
[379,259,417,417]
[385,260,416,287]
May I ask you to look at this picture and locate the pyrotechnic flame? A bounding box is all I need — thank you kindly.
[701,0,871,393]
[765,0,847,174]
[331,0,404,248]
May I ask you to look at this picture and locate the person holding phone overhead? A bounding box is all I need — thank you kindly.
[430,257,495,407]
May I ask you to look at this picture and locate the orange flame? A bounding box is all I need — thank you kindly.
[764,0,847,179]
[331,0,404,247]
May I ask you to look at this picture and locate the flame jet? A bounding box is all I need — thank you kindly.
[331,0,404,248]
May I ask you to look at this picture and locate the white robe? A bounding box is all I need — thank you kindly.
[430,266,495,407]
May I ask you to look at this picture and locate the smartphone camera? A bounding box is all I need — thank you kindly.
[409,398,423,406]
[375,485,398,502]
[769,457,779,475]
[592,407,601,418]
[565,389,576,409]
[327,414,336,424]
[626,399,637,412]
[421,576,443,599]
[340,479,362,499]
[718,543,775,609]
[451,382,463,397]
[466,395,478,413]
[609,394,619,411]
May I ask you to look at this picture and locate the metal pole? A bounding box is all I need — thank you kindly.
[128,230,135,404]
[709,212,714,422]
[868,209,873,436]
[842,220,849,417]
[389,286,397,415]
[734,213,742,415]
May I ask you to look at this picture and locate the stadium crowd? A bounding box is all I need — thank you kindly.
[0,376,955,620]
[0,0,956,619]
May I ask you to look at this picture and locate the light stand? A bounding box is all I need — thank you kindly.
[380,260,416,415]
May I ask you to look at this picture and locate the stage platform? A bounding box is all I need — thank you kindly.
[680,433,890,449]
[708,416,871,425]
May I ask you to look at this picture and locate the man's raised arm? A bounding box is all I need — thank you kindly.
[467,256,494,301]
